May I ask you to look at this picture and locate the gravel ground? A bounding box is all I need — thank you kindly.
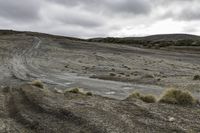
[0,32,200,99]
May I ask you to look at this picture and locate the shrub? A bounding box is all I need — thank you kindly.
[30,80,44,89]
[110,73,116,77]
[140,95,157,103]
[128,92,156,103]
[68,88,80,93]
[193,75,200,80]
[111,68,115,71]
[159,89,196,105]
[129,92,141,99]
[86,92,93,96]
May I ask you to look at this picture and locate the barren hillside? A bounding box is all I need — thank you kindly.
[0,30,200,132]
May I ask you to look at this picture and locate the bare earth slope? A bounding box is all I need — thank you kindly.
[0,30,200,132]
[0,31,200,99]
[0,84,200,133]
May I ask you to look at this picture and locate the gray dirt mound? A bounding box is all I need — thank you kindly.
[0,84,199,133]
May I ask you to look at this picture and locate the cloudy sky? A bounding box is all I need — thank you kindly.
[0,0,199,38]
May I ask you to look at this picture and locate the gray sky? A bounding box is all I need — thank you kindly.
[0,0,199,38]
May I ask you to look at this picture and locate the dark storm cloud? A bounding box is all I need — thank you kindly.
[53,9,104,28]
[48,0,152,15]
[106,0,151,15]
[158,0,200,21]
[174,6,200,21]
[0,0,200,37]
[0,0,41,22]
[178,10,200,21]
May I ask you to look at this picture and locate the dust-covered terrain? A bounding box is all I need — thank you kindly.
[0,30,200,132]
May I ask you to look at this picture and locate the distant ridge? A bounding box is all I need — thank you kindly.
[1,30,200,48]
[0,29,83,41]
[90,34,200,41]
[89,34,200,48]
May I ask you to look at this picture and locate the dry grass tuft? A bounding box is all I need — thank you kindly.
[30,80,44,89]
[159,88,196,105]
[127,92,156,103]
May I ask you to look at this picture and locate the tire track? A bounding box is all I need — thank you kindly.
[3,36,164,100]
[9,37,42,81]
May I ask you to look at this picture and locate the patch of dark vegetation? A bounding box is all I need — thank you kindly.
[127,92,156,103]
[193,75,200,80]
[86,92,93,96]
[65,65,69,68]
[0,30,20,35]
[88,34,200,48]
[65,88,92,96]
[142,74,154,78]
[159,89,197,105]
[109,73,116,77]
[68,88,81,94]
[111,68,115,71]
[119,72,125,75]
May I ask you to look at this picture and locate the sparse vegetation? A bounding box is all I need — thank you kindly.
[111,68,115,71]
[127,91,156,103]
[143,74,154,78]
[30,80,44,89]
[159,89,196,105]
[89,35,200,48]
[65,88,92,96]
[141,95,157,103]
[193,75,200,80]
[86,92,93,96]
[68,88,81,93]
[110,73,116,76]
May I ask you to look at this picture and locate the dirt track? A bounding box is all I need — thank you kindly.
[0,33,200,99]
